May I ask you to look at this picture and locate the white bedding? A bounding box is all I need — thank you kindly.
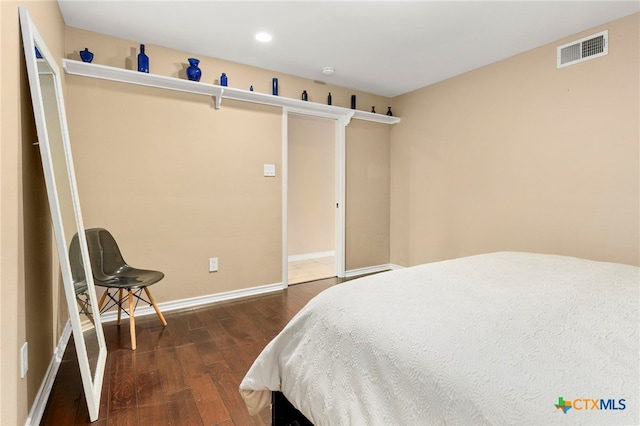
[240,252,639,425]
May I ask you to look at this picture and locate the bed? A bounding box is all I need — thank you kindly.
[239,252,639,425]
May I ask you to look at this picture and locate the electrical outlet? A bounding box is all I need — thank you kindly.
[21,342,28,378]
[209,257,218,272]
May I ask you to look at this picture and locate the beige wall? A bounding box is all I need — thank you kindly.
[346,120,391,269]
[64,27,393,304]
[1,1,65,424]
[391,13,640,267]
[288,114,335,257]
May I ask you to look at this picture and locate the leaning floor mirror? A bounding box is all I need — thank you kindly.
[19,7,107,421]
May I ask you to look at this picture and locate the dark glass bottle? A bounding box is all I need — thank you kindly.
[272,78,278,96]
[327,92,332,105]
[386,107,393,116]
[138,44,149,73]
[220,73,228,86]
[301,90,308,101]
[371,106,376,113]
[350,95,356,110]
[250,85,254,92]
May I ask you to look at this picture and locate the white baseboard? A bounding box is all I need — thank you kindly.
[388,263,406,271]
[288,250,335,262]
[99,281,284,323]
[100,265,406,323]
[25,320,72,426]
[345,263,404,278]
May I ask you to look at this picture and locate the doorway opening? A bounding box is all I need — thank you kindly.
[287,113,336,285]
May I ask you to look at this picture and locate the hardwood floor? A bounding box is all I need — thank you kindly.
[41,277,346,425]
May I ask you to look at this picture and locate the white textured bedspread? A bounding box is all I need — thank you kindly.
[240,252,639,425]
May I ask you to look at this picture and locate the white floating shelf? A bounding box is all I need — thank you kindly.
[62,59,400,125]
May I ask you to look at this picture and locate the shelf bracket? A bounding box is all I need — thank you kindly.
[344,110,356,126]
[214,88,223,109]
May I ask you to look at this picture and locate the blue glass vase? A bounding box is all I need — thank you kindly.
[138,44,149,73]
[80,48,94,63]
[220,72,227,86]
[272,77,278,96]
[186,58,202,81]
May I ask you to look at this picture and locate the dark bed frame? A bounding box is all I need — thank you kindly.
[272,391,314,426]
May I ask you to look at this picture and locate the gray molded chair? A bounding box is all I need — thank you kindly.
[84,228,167,350]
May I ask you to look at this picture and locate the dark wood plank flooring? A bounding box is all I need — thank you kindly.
[41,277,347,425]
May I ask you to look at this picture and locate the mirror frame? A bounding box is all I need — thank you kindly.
[19,7,106,421]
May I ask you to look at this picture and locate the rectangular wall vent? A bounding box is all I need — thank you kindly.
[557,30,608,68]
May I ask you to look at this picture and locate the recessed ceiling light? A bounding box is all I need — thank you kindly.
[322,66,335,76]
[255,32,272,42]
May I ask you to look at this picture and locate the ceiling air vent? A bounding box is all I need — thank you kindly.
[557,30,608,68]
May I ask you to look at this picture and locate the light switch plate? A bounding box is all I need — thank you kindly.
[264,164,276,177]
[209,257,218,272]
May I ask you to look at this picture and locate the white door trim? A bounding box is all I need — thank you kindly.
[281,109,289,288]
[282,108,347,288]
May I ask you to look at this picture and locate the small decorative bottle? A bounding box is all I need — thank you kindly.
[137,44,149,73]
[250,85,254,92]
[386,107,393,116]
[350,95,356,110]
[272,78,278,96]
[80,48,94,63]
[301,90,308,101]
[371,106,376,113]
[186,58,202,81]
[220,72,228,86]
[327,92,332,105]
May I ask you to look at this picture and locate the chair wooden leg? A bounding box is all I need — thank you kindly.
[128,289,136,350]
[98,289,109,311]
[117,288,124,325]
[143,287,167,326]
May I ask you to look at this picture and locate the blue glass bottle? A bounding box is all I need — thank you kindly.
[138,44,149,73]
[220,73,228,86]
[250,85,254,92]
[80,48,94,63]
[272,78,278,96]
[186,58,201,81]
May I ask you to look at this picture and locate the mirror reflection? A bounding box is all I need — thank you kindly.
[69,233,100,378]
[20,7,106,421]
[37,57,101,379]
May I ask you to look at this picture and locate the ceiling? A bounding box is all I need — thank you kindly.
[57,1,639,98]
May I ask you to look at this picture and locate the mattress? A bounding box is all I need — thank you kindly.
[240,252,639,425]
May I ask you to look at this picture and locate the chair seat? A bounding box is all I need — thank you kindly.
[94,267,164,289]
